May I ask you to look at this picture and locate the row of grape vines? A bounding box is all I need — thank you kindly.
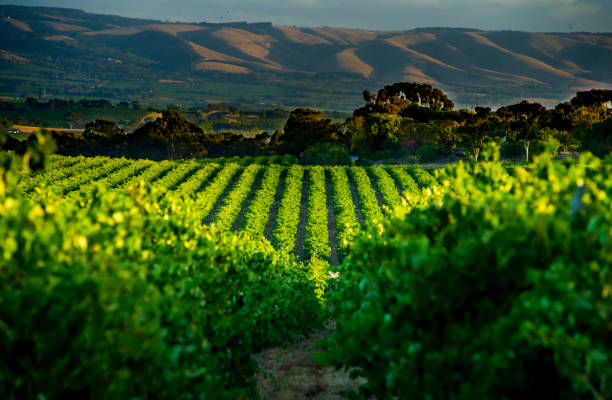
[22,156,439,262]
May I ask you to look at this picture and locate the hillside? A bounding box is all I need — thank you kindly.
[1,5,611,108]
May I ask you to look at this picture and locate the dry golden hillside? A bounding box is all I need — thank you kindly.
[1,4,610,106]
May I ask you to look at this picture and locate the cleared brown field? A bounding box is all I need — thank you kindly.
[12,125,84,134]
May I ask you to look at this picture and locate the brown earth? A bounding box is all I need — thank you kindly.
[255,322,366,399]
[12,125,84,133]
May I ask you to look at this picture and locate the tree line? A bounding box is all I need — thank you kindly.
[278,84,611,163]
[2,83,611,163]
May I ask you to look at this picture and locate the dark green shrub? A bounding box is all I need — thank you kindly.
[501,141,524,159]
[372,149,392,160]
[531,137,561,158]
[415,144,439,162]
[238,155,254,165]
[269,154,283,164]
[253,155,269,164]
[320,153,612,399]
[280,154,298,165]
[579,118,612,157]
[355,157,373,166]
[300,142,352,166]
[83,118,123,138]
[404,155,419,164]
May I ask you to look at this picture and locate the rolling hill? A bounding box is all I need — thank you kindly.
[1,4,611,109]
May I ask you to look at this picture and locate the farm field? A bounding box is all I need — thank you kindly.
[2,2,611,397]
[16,154,436,263]
[8,125,85,141]
[2,150,611,399]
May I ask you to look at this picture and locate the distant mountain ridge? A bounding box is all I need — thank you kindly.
[1,4,611,108]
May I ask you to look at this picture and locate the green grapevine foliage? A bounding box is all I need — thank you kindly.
[321,152,612,400]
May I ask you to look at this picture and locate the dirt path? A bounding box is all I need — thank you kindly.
[324,170,339,265]
[255,322,365,399]
[294,169,310,260]
[11,124,84,133]
[232,168,265,231]
[264,169,287,242]
[195,165,222,193]
[147,163,174,185]
[346,175,364,225]
[364,168,386,216]
[167,164,200,192]
[204,168,243,225]
[384,167,405,197]
[111,163,151,189]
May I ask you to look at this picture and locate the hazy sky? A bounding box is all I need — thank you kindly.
[15,0,612,32]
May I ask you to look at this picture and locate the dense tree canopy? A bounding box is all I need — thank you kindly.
[457,117,500,162]
[570,89,612,108]
[134,110,204,140]
[64,112,85,129]
[4,86,611,162]
[578,118,612,157]
[278,108,342,154]
[84,118,123,138]
[496,100,546,121]
[133,110,206,159]
[378,82,455,110]
[363,113,403,151]
[355,82,455,118]
[349,85,612,161]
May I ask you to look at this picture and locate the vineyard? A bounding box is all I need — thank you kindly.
[2,149,611,399]
[16,154,437,263]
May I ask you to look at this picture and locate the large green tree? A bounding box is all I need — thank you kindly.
[577,117,612,157]
[279,108,341,154]
[497,101,546,162]
[363,113,403,152]
[342,116,364,151]
[354,82,455,118]
[457,117,496,162]
[377,82,454,110]
[64,112,85,129]
[84,118,123,138]
[570,89,612,108]
[133,110,205,159]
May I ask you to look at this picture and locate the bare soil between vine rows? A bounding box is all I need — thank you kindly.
[255,322,365,399]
